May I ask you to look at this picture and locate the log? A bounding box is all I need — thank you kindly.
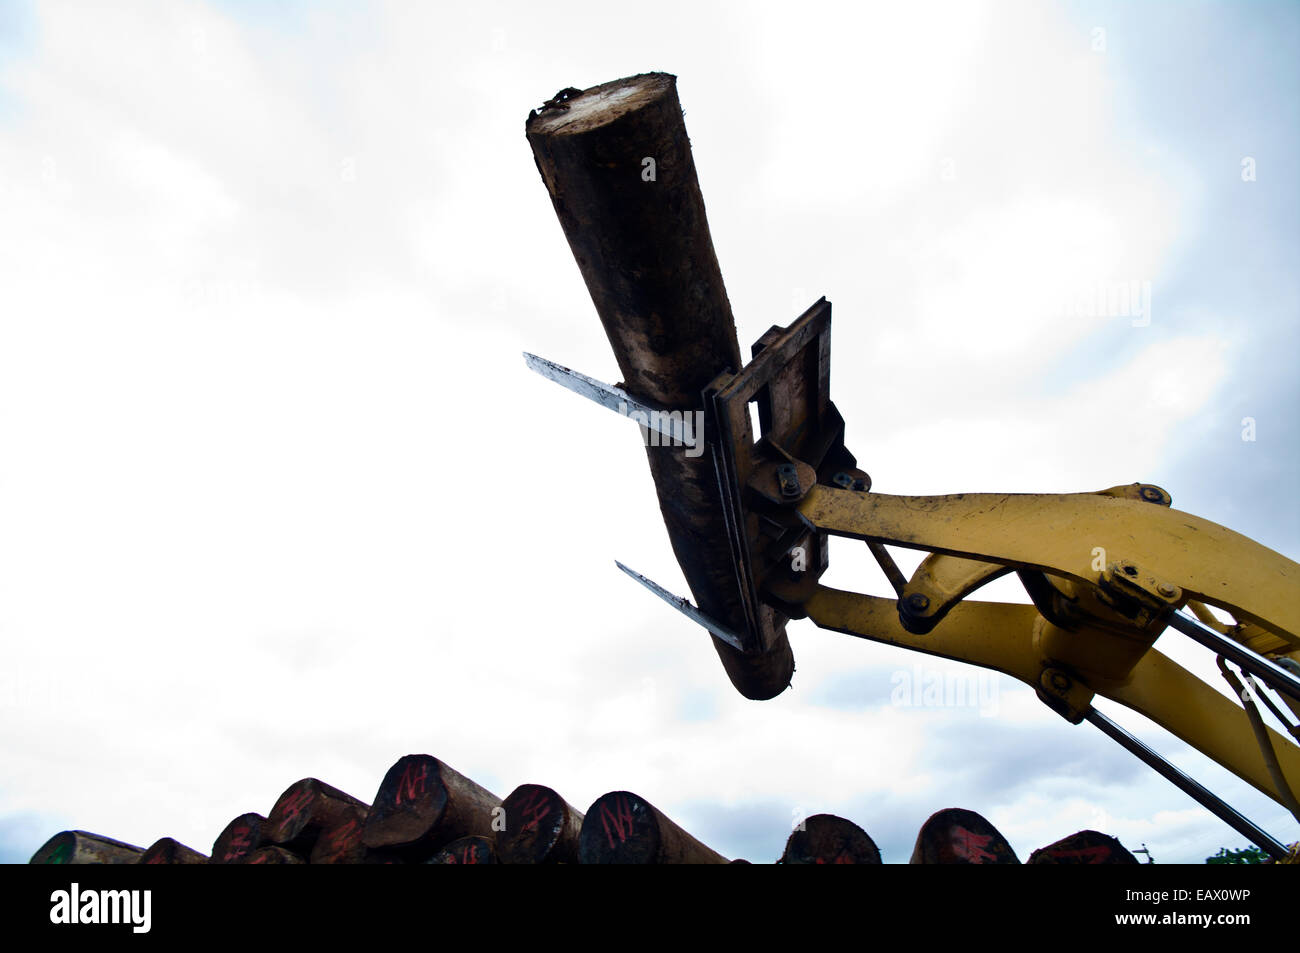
[308,815,402,864]
[1027,830,1138,864]
[578,791,727,864]
[211,813,268,864]
[361,754,502,859]
[781,814,882,864]
[246,846,306,865]
[30,830,143,865]
[426,835,497,865]
[264,778,368,856]
[496,783,584,865]
[909,808,1020,864]
[140,837,209,864]
[526,73,795,700]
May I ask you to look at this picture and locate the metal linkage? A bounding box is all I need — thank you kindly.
[1085,708,1288,860]
[1168,610,1300,704]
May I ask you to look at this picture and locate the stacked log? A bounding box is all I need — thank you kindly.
[577,791,728,864]
[360,754,502,861]
[781,814,882,864]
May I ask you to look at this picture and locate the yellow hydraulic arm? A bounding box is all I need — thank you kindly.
[527,297,1300,858]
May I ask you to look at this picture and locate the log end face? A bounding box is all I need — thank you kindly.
[578,791,663,864]
[910,808,1021,864]
[1027,829,1138,864]
[361,754,449,850]
[525,73,676,137]
[211,813,267,864]
[781,814,881,864]
[497,784,568,864]
[426,835,497,865]
[712,630,795,700]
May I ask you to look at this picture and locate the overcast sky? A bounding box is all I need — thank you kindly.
[1,0,1297,864]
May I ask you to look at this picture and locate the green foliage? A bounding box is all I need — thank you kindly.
[1205,845,1268,864]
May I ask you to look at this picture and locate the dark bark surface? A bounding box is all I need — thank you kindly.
[30,830,143,865]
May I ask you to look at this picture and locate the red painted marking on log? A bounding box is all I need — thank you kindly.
[517,788,552,835]
[950,826,998,863]
[394,761,429,807]
[814,850,855,864]
[1051,845,1111,864]
[223,824,253,861]
[461,845,477,864]
[278,786,314,825]
[599,794,636,849]
[319,819,360,862]
[144,853,167,864]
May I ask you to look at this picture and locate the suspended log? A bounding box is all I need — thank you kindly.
[246,846,306,865]
[140,837,209,865]
[525,72,795,700]
[211,813,268,864]
[496,783,584,865]
[578,791,727,864]
[361,754,502,859]
[910,808,1020,864]
[265,778,368,856]
[30,830,143,865]
[781,814,882,864]
[427,836,497,865]
[1027,830,1138,864]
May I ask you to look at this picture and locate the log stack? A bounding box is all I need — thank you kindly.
[25,756,1160,865]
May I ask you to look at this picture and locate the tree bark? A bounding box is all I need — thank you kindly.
[30,830,143,865]
[140,837,209,864]
[526,73,795,700]
[265,778,368,856]
[246,846,306,865]
[578,790,727,864]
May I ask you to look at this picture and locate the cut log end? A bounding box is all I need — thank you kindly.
[426,835,497,865]
[497,784,584,865]
[782,814,882,864]
[910,808,1020,865]
[211,813,268,864]
[525,73,675,136]
[1028,830,1139,864]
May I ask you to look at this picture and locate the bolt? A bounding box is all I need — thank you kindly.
[1157,582,1178,599]
[832,472,853,488]
[1050,672,1071,692]
[905,593,931,613]
[1140,486,1164,504]
[852,479,868,491]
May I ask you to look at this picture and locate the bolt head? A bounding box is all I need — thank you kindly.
[905,593,931,612]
